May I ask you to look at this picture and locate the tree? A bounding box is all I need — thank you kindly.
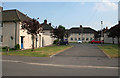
[65,29,70,40]
[22,18,42,51]
[52,25,66,41]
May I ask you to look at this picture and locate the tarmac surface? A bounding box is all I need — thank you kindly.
[2,43,119,76]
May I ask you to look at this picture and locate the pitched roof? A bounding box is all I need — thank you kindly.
[69,27,96,33]
[2,9,31,22]
[41,23,53,30]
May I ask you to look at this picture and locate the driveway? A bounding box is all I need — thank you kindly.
[49,43,118,67]
[2,43,119,76]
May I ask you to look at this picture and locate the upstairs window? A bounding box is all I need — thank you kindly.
[82,38,85,40]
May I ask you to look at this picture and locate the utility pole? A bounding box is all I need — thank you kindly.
[80,25,83,42]
[101,21,103,45]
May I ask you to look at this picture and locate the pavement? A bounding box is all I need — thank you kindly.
[2,43,119,76]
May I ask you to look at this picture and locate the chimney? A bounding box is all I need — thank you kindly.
[80,25,82,28]
[106,27,108,30]
[44,19,47,24]
[49,23,51,26]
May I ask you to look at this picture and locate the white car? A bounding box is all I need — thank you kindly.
[77,40,82,43]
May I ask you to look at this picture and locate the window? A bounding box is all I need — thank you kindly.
[71,38,73,40]
[0,21,3,27]
[86,38,89,41]
[78,38,80,40]
[75,38,77,41]
[90,38,93,40]
[0,35,3,42]
[79,33,80,35]
[82,38,84,40]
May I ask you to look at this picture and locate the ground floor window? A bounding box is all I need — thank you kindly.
[71,38,73,40]
[0,35,3,42]
[75,38,77,41]
[78,38,80,40]
[90,38,93,40]
[86,38,89,41]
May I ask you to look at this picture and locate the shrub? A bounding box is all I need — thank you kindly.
[53,39,59,44]
[14,44,20,50]
[2,46,8,49]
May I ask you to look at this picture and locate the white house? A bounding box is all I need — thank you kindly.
[68,26,96,42]
[2,9,43,49]
[104,28,119,44]
[41,20,55,46]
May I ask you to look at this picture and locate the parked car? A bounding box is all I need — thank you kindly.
[90,40,104,44]
[77,40,82,43]
[56,39,69,45]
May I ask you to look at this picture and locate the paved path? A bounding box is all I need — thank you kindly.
[2,43,119,76]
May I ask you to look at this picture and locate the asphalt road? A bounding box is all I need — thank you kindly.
[2,43,119,76]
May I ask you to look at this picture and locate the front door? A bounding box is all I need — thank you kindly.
[21,36,24,49]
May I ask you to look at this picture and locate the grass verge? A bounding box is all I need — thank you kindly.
[2,45,73,57]
[98,44,120,58]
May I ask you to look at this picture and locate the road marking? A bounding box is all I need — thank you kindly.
[1,60,119,69]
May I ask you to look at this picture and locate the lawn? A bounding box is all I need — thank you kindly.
[2,45,73,57]
[98,44,120,58]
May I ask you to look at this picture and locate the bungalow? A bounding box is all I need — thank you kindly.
[68,25,96,42]
[2,9,43,49]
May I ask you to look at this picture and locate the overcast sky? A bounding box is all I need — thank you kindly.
[2,1,119,30]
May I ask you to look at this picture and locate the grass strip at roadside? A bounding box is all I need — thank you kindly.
[98,44,120,58]
[2,45,73,57]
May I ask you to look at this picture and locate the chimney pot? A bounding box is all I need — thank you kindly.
[44,19,47,24]
[49,23,51,26]
[106,27,108,30]
[80,25,82,28]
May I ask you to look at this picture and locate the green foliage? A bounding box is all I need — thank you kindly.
[2,46,8,49]
[52,25,66,40]
[58,25,65,30]
[14,44,20,50]
[53,39,59,44]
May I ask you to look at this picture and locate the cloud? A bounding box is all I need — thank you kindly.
[94,0,118,12]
